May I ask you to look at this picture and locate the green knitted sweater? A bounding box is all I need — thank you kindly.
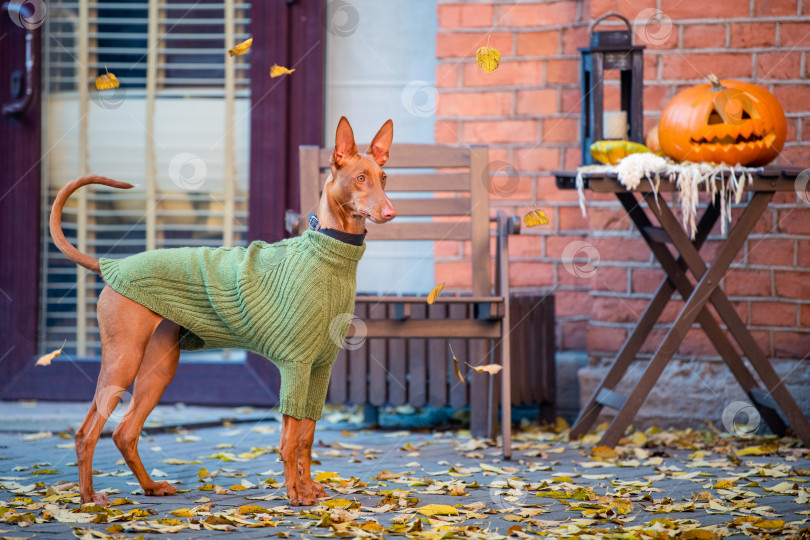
[99,229,365,420]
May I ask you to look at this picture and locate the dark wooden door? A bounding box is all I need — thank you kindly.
[0,0,325,405]
[0,4,43,398]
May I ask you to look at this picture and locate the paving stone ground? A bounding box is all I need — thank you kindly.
[0,401,808,539]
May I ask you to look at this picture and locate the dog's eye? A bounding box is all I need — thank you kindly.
[382,174,387,188]
[356,174,365,183]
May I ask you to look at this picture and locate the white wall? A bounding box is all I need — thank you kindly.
[325,0,438,295]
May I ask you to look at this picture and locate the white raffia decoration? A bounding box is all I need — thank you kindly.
[576,154,758,239]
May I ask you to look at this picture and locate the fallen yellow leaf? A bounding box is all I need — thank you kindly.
[228,37,253,57]
[314,471,339,482]
[322,498,353,508]
[270,64,295,78]
[524,209,549,227]
[427,282,445,304]
[591,445,618,459]
[170,508,196,518]
[35,340,66,366]
[756,519,786,529]
[680,528,717,540]
[416,503,459,516]
[476,45,501,74]
[236,505,268,514]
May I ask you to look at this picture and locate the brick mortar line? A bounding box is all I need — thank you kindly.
[437,16,810,33]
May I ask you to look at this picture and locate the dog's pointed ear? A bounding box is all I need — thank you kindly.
[366,119,394,166]
[333,116,358,168]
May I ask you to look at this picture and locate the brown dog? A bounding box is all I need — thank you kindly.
[50,117,396,506]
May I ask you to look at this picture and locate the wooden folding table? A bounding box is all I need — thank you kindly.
[554,166,810,447]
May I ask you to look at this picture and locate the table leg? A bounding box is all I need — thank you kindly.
[599,192,773,447]
[571,193,715,439]
[649,193,809,444]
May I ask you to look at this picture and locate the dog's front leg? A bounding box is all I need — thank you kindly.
[298,418,326,500]
[280,415,312,505]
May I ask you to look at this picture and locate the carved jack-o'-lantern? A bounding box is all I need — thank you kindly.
[658,75,786,166]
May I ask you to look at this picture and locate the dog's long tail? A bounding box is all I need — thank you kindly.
[50,175,135,275]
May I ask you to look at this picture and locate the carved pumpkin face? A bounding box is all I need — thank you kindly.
[659,76,786,166]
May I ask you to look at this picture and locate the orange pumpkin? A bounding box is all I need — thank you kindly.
[645,123,661,153]
[658,75,786,166]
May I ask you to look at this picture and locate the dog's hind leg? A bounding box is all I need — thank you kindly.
[76,286,161,505]
[112,318,180,498]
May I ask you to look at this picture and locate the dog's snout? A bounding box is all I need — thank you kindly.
[382,205,397,221]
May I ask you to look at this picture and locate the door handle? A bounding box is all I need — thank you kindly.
[3,2,37,116]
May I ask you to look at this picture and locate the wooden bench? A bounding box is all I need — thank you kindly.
[295,143,522,457]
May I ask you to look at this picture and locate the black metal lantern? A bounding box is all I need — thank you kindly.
[579,12,645,165]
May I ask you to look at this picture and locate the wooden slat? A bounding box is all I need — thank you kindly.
[428,303,448,407]
[385,198,471,217]
[539,295,556,424]
[449,304,468,409]
[329,348,347,404]
[368,303,388,407]
[584,176,797,193]
[469,339,495,438]
[356,296,503,304]
[318,172,472,192]
[365,221,470,241]
[299,145,322,216]
[408,303,427,408]
[349,303,368,405]
[388,334,407,407]
[469,146,491,296]
[359,319,502,339]
[317,143,471,168]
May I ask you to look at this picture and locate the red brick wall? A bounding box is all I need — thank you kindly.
[434,0,809,360]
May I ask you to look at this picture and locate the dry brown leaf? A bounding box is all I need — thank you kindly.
[467,362,503,375]
[228,37,253,56]
[591,445,618,459]
[449,344,464,383]
[35,341,65,366]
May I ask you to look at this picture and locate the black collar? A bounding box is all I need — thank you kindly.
[308,213,366,246]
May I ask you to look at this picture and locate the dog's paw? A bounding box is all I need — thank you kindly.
[303,480,327,499]
[289,495,316,507]
[144,481,177,497]
[82,492,110,506]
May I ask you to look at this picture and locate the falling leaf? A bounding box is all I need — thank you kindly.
[228,37,253,57]
[466,362,503,375]
[35,341,65,366]
[524,209,549,228]
[95,67,120,91]
[416,503,459,516]
[427,282,445,304]
[270,64,295,78]
[449,344,464,383]
[476,45,501,73]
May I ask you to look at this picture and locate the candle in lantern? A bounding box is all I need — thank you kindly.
[603,110,628,140]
